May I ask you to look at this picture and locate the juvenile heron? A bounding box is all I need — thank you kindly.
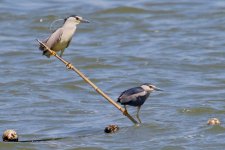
[117,83,162,123]
[39,15,89,58]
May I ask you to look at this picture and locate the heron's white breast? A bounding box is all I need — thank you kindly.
[52,27,76,51]
[61,27,76,42]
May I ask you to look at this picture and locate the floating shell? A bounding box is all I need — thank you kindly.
[2,129,18,142]
[207,118,221,126]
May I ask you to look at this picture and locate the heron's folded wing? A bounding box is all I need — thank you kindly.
[45,28,63,49]
[118,87,144,101]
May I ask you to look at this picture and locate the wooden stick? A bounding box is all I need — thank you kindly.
[37,40,139,125]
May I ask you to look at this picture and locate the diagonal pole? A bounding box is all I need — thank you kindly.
[37,39,139,125]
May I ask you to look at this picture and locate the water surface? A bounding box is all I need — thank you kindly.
[0,0,225,149]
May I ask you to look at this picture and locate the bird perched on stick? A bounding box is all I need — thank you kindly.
[39,15,89,58]
[117,83,162,123]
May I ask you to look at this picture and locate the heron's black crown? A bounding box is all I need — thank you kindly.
[64,15,78,22]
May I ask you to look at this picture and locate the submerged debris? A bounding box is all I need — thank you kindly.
[2,129,18,142]
[207,118,221,126]
[104,125,119,133]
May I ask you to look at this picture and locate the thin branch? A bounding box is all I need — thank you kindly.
[37,39,139,125]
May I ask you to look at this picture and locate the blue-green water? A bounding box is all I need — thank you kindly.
[0,0,225,149]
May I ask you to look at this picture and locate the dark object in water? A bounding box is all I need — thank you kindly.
[104,125,119,133]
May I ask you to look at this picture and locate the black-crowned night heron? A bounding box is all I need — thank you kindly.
[117,83,162,123]
[39,15,89,58]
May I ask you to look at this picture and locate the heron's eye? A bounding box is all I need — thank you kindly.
[75,17,79,20]
[149,85,153,88]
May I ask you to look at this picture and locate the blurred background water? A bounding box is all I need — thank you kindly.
[0,0,225,149]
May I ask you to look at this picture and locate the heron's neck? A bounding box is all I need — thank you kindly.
[141,85,151,92]
[63,21,77,29]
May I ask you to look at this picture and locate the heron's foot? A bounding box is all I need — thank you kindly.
[136,114,142,124]
[137,117,142,124]
[66,63,73,70]
[123,109,129,116]
[135,123,141,127]
[50,50,56,56]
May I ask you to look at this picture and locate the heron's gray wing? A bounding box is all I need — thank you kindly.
[118,87,145,103]
[119,87,144,97]
[45,28,63,49]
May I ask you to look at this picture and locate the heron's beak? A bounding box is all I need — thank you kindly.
[154,87,163,91]
[80,19,90,23]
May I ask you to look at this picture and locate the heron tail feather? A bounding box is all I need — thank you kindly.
[42,51,51,58]
[117,98,121,103]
